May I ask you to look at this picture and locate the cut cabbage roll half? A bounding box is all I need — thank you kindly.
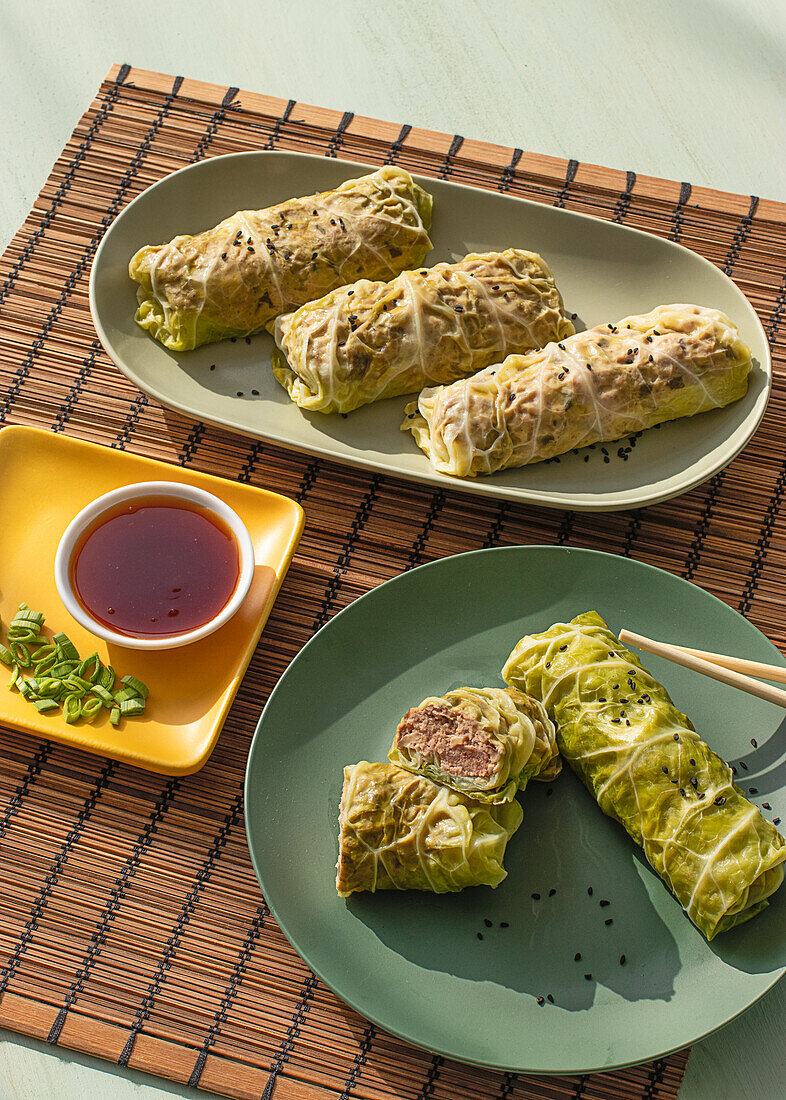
[272,249,574,413]
[404,304,751,477]
[389,686,560,804]
[502,611,786,940]
[129,166,433,351]
[336,761,523,896]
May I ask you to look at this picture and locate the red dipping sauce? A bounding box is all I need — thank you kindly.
[70,495,240,638]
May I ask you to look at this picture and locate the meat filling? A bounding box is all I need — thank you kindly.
[395,703,501,779]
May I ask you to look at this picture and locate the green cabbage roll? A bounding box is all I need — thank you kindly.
[388,686,560,804]
[129,166,433,351]
[502,611,786,940]
[336,761,523,896]
[272,249,573,413]
[404,304,751,477]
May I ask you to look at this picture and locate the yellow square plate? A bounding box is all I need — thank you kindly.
[0,426,303,774]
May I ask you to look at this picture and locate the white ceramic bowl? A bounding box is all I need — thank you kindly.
[54,481,255,650]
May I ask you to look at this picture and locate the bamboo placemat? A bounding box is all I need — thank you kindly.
[1,63,784,1100]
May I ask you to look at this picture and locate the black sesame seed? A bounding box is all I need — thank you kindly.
[574,952,582,961]
[500,921,509,928]
[537,995,545,1005]
[245,337,251,345]
[619,954,626,966]
[774,818,781,826]
[548,888,556,897]
[209,364,216,371]
[547,993,554,1003]
[230,337,237,342]
[251,389,259,396]
[330,218,336,225]
[221,252,227,259]
[751,738,758,748]
[690,759,696,767]
[662,766,669,774]
[236,391,244,397]
[605,918,613,926]
[584,455,590,462]
[673,734,680,741]
[600,899,610,907]
[749,787,758,794]
[697,792,705,799]
[714,796,726,805]
[587,887,593,896]
[484,918,493,928]
[532,892,541,900]
[477,932,483,940]
[311,252,317,260]
[454,305,464,313]
[740,761,748,770]
[763,802,772,810]
[492,284,499,290]
[690,776,698,789]
[732,765,738,775]
[584,973,592,981]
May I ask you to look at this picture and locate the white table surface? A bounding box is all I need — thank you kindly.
[1,1,785,1097]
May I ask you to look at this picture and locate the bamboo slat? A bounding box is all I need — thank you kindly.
[1,62,785,1099]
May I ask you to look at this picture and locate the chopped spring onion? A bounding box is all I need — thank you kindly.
[52,633,79,661]
[90,685,115,707]
[50,661,79,678]
[32,644,57,664]
[120,675,149,700]
[33,697,59,713]
[113,687,141,704]
[119,699,145,717]
[80,697,102,722]
[10,642,31,666]
[63,695,82,724]
[99,665,115,691]
[33,698,60,713]
[2,603,150,726]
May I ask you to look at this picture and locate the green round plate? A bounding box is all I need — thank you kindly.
[244,546,786,1074]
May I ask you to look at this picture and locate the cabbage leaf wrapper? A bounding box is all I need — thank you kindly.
[502,611,786,939]
[404,304,751,477]
[388,686,560,804]
[129,166,433,351]
[273,249,573,413]
[336,761,523,896]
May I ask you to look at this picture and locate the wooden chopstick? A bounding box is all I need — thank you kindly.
[618,628,786,710]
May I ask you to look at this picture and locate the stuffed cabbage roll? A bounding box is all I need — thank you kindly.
[129,166,433,351]
[272,249,573,413]
[336,761,523,896]
[404,304,751,477]
[502,611,786,940]
[388,686,560,804]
